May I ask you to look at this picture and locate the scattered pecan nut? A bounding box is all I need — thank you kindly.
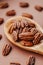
[2,44,12,56]
[0,18,4,25]
[35,5,43,11]
[10,62,21,65]
[27,56,35,65]
[19,2,29,8]
[22,13,33,19]
[0,34,2,40]
[6,10,16,16]
[0,2,9,9]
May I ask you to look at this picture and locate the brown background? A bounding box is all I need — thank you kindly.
[0,0,43,65]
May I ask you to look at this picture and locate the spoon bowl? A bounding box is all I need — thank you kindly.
[4,16,43,55]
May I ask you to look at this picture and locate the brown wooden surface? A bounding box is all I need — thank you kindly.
[0,0,43,65]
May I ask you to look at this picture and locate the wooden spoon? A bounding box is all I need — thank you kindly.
[4,16,43,55]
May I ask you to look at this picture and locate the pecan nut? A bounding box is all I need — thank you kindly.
[6,10,16,16]
[19,32,34,41]
[35,5,43,11]
[20,20,25,28]
[31,28,38,35]
[0,2,9,9]
[9,22,17,34]
[0,34,2,40]
[22,13,33,19]
[2,44,12,56]
[20,41,33,46]
[0,18,4,25]
[33,32,41,45]
[28,22,35,28]
[12,31,18,41]
[27,56,35,65]
[19,2,29,8]
[22,27,31,32]
[10,62,21,65]
[16,21,21,29]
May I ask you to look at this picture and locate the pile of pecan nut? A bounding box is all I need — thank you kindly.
[8,18,43,47]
